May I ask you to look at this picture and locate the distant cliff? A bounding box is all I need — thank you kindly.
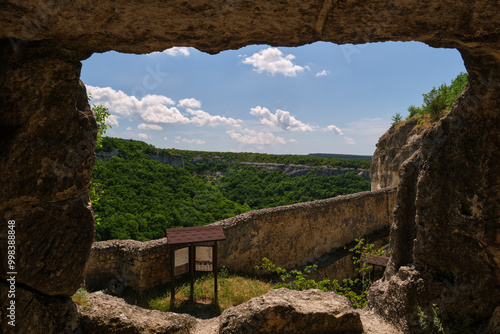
[240,162,370,180]
[96,150,184,168]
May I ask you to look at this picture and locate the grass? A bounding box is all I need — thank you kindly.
[72,287,89,307]
[132,268,273,318]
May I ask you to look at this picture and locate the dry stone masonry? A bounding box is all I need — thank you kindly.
[0,0,499,332]
[85,188,396,291]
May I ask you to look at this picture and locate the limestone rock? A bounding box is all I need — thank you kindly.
[370,118,423,190]
[148,152,185,168]
[370,67,500,331]
[78,291,197,334]
[0,282,79,334]
[218,288,363,334]
[0,41,96,297]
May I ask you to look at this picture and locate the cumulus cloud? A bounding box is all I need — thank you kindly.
[227,129,286,145]
[344,137,356,145]
[88,85,243,129]
[138,133,148,139]
[242,48,305,77]
[289,139,297,143]
[183,138,205,145]
[138,123,163,131]
[86,85,188,125]
[315,70,329,77]
[177,98,242,127]
[326,124,343,136]
[126,127,133,131]
[186,108,241,127]
[162,47,190,56]
[106,114,119,127]
[178,98,202,109]
[250,106,314,132]
[174,136,205,144]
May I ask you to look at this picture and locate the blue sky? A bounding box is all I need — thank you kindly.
[82,41,465,155]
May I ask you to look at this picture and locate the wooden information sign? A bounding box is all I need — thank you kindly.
[195,246,213,271]
[166,225,226,303]
[174,247,189,276]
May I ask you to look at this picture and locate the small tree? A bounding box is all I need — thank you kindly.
[88,94,111,228]
[89,95,111,149]
[391,113,403,126]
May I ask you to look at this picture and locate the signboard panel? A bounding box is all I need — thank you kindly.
[174,247,189,276]
[195,246,213,271]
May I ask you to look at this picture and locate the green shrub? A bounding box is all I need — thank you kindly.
[258,239,386,309]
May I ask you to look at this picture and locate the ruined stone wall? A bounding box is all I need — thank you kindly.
[85,188,396,291]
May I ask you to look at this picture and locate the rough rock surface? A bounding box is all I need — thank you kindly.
[78,291,197,334]
[370,118,423,190]
[369,66,500,331]
[0,0,499,331]
[241,162,370,179]
[0,40,96,298]
[0,282,79,334]
[218,288,363,334]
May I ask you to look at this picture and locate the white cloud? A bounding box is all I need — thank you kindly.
[106,114,119,127]
[178,98,202,109]
[87,85,242,129]
[242,48,305,77]
[126,127,132,131]
[86,85,189,125]
[162,47,190,56]
[344,137,356,145]
[326,124,343,136]
[250,106,314,132]
[186,108,241,127]
[289,139,297,143]
[138,123,163,131]
[163,137,168,141]
[138,133,148,139]
[227,129,286,145]
[315,70,329,77]
[182,138,205,145]
[174,136,205,144]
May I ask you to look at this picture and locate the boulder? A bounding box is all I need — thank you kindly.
[0,282,79,334]
[218,288,363,334]
[78,291,197,334]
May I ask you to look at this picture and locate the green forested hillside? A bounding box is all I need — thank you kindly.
[92,137,371,241]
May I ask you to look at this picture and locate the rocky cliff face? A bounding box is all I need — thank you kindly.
[1,0,499,332]
[241,162,370,180]
[369,73,500,332]
[370,118,423,190]
[148,152,185,168]
[96,149,185,168]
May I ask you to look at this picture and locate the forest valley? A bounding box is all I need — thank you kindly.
[90,72,468,242]
[91,137,371,241]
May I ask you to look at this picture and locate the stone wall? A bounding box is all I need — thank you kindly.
[85,187,396,291]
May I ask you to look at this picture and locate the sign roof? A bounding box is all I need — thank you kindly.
[165,225,226,245]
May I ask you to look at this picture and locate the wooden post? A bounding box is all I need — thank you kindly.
[189,245,194,301]
[170,245,175,306]
[213,242,218,302]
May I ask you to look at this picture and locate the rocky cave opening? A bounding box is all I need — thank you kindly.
[1,1,498,332]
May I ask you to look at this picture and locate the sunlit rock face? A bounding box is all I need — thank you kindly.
[369,54,500,331]
[0,0,499,331]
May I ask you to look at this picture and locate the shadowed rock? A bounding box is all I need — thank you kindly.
[78,291,197,334]
[218,289,363,334]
